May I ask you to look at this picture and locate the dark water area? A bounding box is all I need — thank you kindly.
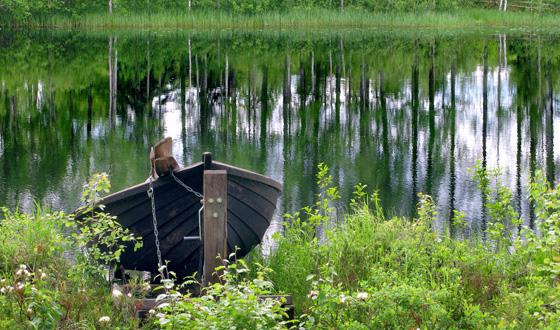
[0,29,559,233]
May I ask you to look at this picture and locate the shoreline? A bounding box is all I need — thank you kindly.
[5,9,560,31]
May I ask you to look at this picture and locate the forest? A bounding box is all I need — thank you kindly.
[2,0,560,22]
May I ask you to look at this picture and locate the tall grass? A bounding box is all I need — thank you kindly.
[18,9,560,30]
[251,165,560,328]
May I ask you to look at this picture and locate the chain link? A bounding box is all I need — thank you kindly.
[147,175,165,278]
[170,170,203,199]
[147,169,203,279]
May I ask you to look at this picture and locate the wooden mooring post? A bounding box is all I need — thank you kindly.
[202,154,228,286]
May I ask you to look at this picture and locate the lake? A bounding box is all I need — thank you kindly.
[0,29,558,233]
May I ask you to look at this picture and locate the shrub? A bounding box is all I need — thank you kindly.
[149,260,291,329]
[0,173,142,329]
[259,163,560,329]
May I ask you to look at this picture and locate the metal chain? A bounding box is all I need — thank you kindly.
[147,175,165,278]
[170,170,203,199]
[146,169,203,280]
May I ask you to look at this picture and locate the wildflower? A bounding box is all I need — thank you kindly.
[98,316,111,324]
[156,313,165,319]
[0,287,6,294]
[26,308,33,317]
[0,278,5,283]
[148,309,156,315]
[307,290,319,300]
[339,294,349,304]
[16,268,30,278]
[5,286,14,293]
[16,282,25,291]
[112,288,123,299]
[162,279,174,290]
[127,292,132,298]
[356,292,369,301]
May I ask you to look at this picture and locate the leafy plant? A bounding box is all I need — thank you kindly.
[150,259,290,329]
[73,173,142,278]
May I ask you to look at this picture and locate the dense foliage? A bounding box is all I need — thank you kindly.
[2,0,560,22]
[251,164,560,328]
[0,174,142,329]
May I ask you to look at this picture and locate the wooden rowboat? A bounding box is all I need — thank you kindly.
[89,138,282,279]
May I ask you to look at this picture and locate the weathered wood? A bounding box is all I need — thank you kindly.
[203,170,228,286]
[151,137,180,177]
[203,152,212,170]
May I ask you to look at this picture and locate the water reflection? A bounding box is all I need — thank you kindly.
[0,30,559,233]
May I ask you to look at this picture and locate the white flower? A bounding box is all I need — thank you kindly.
[40,272,47,280]
[356,292,369,301]
[127,293,132,298]
[98,316,111,324]
[148,309,156,315]
[5,286,13,292]
[156,313,165,319]
[16,282,25,291]
[26,308,33,316]
[307,290,319,300]
[112,288,123,299]
[162,279,174,290]
[0,287,6,294]
[18,265,27,270]
[0,278,5,284]
[339,294,349,303]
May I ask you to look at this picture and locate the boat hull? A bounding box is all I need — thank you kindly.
[91,161,282,279]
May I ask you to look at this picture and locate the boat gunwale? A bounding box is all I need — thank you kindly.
[92,160,282,208]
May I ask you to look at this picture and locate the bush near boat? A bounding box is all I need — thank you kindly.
[1,163,560,328]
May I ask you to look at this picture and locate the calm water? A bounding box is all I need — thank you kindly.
[1,30,559,233]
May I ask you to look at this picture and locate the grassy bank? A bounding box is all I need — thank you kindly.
[249,164,560,328]
[18,9,560,30]
[2,165,560,328]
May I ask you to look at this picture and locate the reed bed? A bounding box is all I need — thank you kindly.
[20,9,560,30]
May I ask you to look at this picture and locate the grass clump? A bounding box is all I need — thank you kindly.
[255,163,560,329]
[0,173,142,329]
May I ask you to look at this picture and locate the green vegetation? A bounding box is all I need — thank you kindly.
[24,9,560,30]
[0,173,143,329]
[2,0,560,29]
[2,163,560,328]
[249,164,560,328]
[152,262,291,329]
